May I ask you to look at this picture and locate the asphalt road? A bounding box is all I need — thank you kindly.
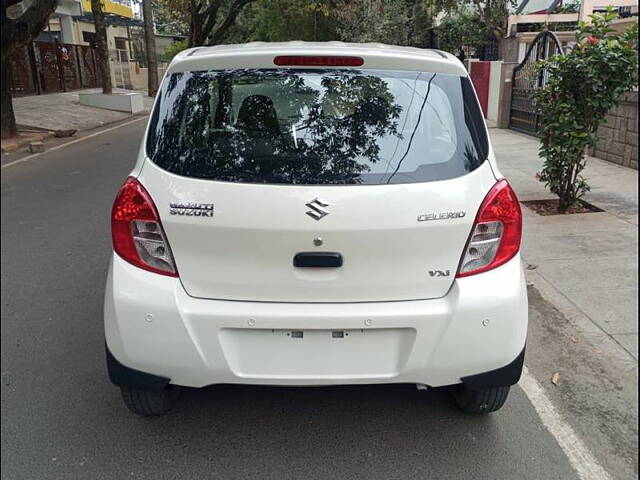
[1,120,584,480]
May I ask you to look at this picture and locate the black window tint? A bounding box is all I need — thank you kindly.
[146,69,488,185]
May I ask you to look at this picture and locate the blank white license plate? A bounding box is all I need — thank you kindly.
[219,328,416,379]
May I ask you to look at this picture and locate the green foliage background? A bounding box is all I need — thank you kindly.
[153,0,507,55]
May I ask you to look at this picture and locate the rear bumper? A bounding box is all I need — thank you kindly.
[105,254,528,388]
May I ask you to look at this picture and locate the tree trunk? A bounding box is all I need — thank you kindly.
[1,0,57,139]
[188,0,254,47]
[190,17,205,46]
[1,60,17,139]
[91,0,113,94]
[189,2,204,47]
[142,0,159,96]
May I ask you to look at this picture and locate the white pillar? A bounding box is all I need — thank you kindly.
[59,15,76,44]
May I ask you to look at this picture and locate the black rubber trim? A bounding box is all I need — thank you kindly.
[106,345,170,390]
[294,252,343,268]
[461,346,526,390]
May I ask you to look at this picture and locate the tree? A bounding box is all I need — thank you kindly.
[142,0,159,96]
[468,0,514,42]
[1,0,57,139]
[251,0,335,42]
[535,10,638,213]
[334,0,412,46]
[156,0,255,47]
[334,0,461,48]
[464,0,516,58]
[436,8,485,55]
[191,0,256,46]
[90,0,113,94]
[152,0,189,35]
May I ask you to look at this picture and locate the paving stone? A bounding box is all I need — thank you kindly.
[28,142,44,153]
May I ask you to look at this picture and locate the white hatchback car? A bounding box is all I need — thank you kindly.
[105,42,527,416]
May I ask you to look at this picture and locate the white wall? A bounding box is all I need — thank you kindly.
[487,61,503,124]
[59,15,77,44]
[130,63,168,91]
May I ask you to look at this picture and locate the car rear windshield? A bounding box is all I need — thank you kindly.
[146,68,489,185]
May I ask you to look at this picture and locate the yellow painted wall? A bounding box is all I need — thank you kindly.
[82,0,133,19]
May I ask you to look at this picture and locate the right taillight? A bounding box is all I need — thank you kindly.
[111,177,178,277]
[457,179,522,277]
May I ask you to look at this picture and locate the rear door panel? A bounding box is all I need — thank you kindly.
[139,160,496,302]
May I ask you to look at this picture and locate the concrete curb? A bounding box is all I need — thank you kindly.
[1,112,150,156]
[1,132,54,154]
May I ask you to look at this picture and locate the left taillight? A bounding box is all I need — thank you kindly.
[111,177,178,277]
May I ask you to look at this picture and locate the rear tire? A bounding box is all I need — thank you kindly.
[453,385,510,414]
[120,386,179,416]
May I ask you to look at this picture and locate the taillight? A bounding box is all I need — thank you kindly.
[457,179,522,277]
[273,55,364,67]
[111,177,178,277]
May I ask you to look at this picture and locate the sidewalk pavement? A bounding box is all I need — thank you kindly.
[489,128,638,365]
[12,88,155,133]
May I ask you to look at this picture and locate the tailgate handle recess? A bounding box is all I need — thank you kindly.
[293,252,343,268]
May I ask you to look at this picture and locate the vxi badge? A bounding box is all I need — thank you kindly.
[417,211,466,222]
[169,203,214,217]
[429,270,450,277]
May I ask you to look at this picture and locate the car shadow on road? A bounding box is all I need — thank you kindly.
[108,383,521,479]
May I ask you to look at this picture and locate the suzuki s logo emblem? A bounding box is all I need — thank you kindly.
[305,198,330,221]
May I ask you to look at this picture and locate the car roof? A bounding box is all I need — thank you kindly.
[167,41,467,76]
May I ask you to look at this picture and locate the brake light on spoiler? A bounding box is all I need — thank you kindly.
[274,56,364,67]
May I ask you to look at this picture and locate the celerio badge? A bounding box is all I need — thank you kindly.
[169,203,214,217]
[418,211,466,222]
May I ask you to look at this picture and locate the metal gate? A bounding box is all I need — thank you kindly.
[8,41,101,96]
[111,49,133,89]
[509,31,564,134]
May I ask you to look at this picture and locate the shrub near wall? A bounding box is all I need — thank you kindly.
[535,9,638,213]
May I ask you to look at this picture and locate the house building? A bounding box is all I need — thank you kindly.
[507,0,638,62]
[36,0,141,88]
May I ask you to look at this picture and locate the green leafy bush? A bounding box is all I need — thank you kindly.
[535,8,638,213]
[163,39,189,63]
[436,10,486,55]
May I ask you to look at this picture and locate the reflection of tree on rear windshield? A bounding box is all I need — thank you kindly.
[147,69,488,185]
